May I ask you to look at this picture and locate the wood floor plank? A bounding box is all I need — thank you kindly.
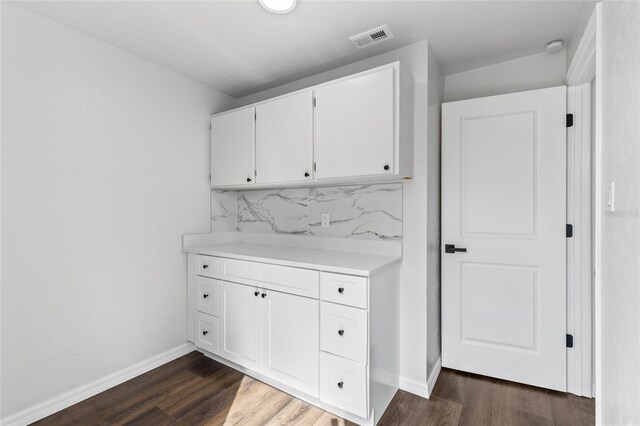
[547,391,596,426]
[431,368,469,405]
[265,399,326,426]
[31,352,595,426]
[123,407,174,426]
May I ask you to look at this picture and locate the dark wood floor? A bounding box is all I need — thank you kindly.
[34,351,594,426]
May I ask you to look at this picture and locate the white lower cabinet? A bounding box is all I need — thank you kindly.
[263,289,319,397]
[219,280,262,371]
[186,253,399,425]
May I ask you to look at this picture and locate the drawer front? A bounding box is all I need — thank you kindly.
[321,302,368,363]
[320,352,368,418]
[220,258,319,299]
[195,311,219,355]
[320,272,368,309]
[196,276,219,317]
[196,255,219,278]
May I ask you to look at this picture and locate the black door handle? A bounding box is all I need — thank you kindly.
[445,244,467,254]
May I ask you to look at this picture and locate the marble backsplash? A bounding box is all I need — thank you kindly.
[211,183,402,240]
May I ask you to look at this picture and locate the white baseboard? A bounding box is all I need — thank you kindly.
[1,343,195,426]
[399,375,429,399]
[426,357,442,398]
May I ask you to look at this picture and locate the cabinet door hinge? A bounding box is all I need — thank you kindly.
[566,334,574,348]
[566,113,574,128]
[313,97,317,108]
[210,123,212,130]
[313,162,317,172]
[254,111,257,120]
[566,224,573,238]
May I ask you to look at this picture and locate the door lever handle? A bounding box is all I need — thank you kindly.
[445,244,467,254]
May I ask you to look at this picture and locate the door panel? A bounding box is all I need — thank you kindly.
[314,66,395,179]
[256,91,313,184]
[442,86,567,391]
[219,281,262,371]
[263,290,319,397]
[210,106,255,187]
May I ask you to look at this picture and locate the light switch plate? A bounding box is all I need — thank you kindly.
[321,213,330,228]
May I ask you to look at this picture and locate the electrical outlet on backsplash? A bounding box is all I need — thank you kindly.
[211,183,403,240]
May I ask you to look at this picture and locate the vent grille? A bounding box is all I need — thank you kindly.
[349,25,393,49]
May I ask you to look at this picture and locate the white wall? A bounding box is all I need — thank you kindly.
[426,45,444,378]
[444,50,567,102]
[234,41,443,394]
[597,2,640,424]
[0,3,233,419]
[566,1,597,68]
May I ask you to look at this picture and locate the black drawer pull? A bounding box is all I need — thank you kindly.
[203,294,209,299]
[338,287,344,294]
[254,291,260,297]
[202,264,209,269]
[337,381,344,389]
[338,329,344,336]
[261,292,267,298]
[445,244,467,254]
[202,330,208,336]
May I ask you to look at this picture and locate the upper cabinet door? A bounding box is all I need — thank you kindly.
[210,106,255,187]
[314,66,396,180]
[256,91,313,184]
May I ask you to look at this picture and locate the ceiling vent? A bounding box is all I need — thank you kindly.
[349,25,394,49]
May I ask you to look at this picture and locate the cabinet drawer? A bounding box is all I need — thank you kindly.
[321,302,368,363]
[196,255,219,278]
[196,276,219,317]
[195,311,219,355]
[220,258,319,299]
[319,352,368,418]
[320,272,367,309]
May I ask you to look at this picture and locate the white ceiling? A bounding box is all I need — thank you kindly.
[13,0,589,98]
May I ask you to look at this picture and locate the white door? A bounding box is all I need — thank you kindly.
[219,281,262,371]
[210,106,255,187]
[314,66,395,179]
[262,289,319,397]
[442,86,567,391]
[256,91,313,184]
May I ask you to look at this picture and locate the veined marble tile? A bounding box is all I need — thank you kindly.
[308,184,402,240]
[237,188,309,235]
[211,190,237,232]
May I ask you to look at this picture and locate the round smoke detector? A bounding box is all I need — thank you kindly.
[545,40,565,54]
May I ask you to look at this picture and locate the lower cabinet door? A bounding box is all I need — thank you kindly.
[219,281,262,371]
[320,352,368,418]
[263,290,320,397]
[195,311,219,355]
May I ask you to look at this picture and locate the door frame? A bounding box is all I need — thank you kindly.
[565,4,598,398]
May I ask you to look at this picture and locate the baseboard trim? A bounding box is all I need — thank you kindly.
[1,342,195,426]
[426,356,442,398]
[399,375,429,399]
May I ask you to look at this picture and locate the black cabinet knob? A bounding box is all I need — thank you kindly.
[383,164,390,171]
[202,330,208,336]
[337,381,344,389]
[338,329,344,336]
[338,287,344,294]
[254,291,260,297]
[247,177,252,182]
[261,292,267,298]
[304,172,310,177]
[202,264,209,269]
[203,294,209,299]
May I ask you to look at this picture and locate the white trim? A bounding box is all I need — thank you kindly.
[566,8,596,85]
[426,357,442,398]
[566,84,594,398]
[0,343,195,426]
[399,375,429,399]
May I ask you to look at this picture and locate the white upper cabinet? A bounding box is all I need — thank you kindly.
[209,62,412,189]
[210,106,255,187]
[314,66,395,180]
[255,91,314,184]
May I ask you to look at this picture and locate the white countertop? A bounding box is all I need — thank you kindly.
[183,242,401,276]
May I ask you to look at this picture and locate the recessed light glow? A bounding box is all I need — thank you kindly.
[259,0,296,14]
